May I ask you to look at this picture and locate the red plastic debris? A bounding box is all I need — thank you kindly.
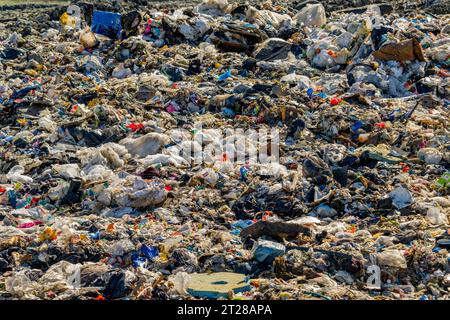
[330,97,342,106]
[126,123,144,132]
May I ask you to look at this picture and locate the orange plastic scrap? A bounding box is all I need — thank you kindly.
[373,38,425,62]
[39,227,58,242]
[106,223,115,233]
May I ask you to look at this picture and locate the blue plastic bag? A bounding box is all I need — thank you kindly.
[217,69,232,81]
[222,107,235,118]
[350,120,364,132]
[91,11,122,39]
[141,245,159,260]
[89,231,101,240]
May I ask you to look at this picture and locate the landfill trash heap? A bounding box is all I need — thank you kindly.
[0,0,449,300]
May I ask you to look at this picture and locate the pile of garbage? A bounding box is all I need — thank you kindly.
[0,0,449,300]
